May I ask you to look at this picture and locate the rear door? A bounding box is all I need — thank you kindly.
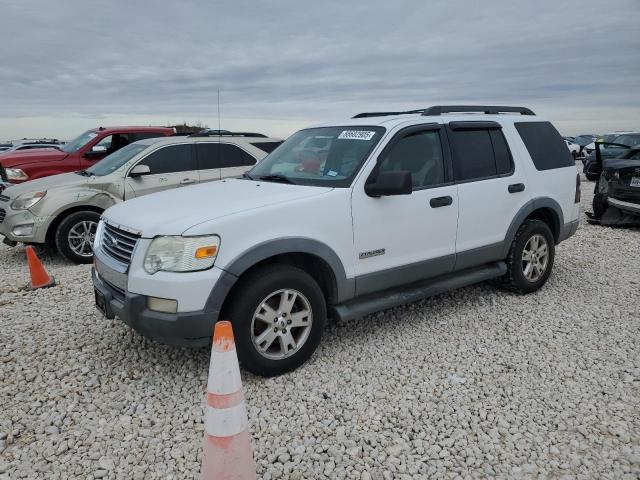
[448,121,527,269]
[126,143,199,198]
[195,143,221,183]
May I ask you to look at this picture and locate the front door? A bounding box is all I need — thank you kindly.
[126,143,199,198]
[351,126,458,296]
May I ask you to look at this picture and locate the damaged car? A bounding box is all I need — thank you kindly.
[590,145,640,226]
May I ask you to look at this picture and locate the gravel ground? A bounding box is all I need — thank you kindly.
[1,175,639,479]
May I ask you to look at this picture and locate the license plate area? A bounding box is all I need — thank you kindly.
[95,288,114,319]
[630,176,640,188]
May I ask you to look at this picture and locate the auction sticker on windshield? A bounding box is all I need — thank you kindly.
[338,130,376,141]
[630,176,640,188]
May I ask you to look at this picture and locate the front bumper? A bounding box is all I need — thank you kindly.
[92,267,218,347]
[0,203,51,244]
[608,197,640,216]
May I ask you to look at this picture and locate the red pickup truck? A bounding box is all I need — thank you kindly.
[0,126,175,184]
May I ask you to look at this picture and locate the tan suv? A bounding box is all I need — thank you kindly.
[0,132,282,263]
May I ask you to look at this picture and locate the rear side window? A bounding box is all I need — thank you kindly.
[219,144,256,168]
[196,143,257,169]
[515,121,573,170]
[139,144,195,174]
[251,141,283,154]
[448,127,513,182]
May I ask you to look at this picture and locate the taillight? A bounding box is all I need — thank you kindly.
[575,173,581,203]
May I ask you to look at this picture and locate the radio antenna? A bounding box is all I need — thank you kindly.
[217,89,221,132]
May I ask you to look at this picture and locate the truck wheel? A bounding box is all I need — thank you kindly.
[223,264,326,377]
[498,219,555,294]
[55,211,101,264]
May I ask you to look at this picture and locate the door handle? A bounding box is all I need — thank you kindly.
[429,196,453,208]
[508,183,525,193]
[180,178,196,185]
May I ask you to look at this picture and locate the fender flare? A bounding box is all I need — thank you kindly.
[501,197,564,257]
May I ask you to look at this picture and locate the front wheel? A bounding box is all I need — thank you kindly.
[498,219,555,294]
[55,211,100,264]
[223,264,326,377]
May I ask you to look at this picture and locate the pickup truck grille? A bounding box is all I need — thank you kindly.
[0,208,5,224]
[100,222,140,265]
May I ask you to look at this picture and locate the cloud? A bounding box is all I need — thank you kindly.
[0,0,638,138]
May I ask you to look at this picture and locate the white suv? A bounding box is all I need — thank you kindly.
[92,105,581,376]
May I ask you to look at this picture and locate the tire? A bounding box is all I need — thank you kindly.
[585,172,599,181]
[223,264,327,377]
[592,192,608,220]
[54,211,101,264]
[498,219,555,294]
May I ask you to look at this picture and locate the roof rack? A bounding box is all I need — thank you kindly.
[421,105,535,116]
[352,109,427,119]
[189,129,268,138]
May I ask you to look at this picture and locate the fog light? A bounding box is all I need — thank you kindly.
[148,296,178,313]
[12,224,34,236]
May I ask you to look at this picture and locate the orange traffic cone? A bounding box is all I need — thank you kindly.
[25,246,55,289]
[201,321,256,480]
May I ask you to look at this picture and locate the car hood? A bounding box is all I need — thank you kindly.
[2,172,93,198]
[0,149,69,167]
[603,158,640,171]
[103,178,333,237]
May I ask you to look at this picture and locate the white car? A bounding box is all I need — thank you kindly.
[93,105,581,376]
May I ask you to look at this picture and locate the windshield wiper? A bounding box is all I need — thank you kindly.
[255,174,297,184]
[75,169,93,177]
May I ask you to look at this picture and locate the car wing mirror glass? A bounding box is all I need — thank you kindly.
[365,170,412,197]
[129,164,151,178]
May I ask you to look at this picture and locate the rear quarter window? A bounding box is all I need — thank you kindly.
[515,121,574,170]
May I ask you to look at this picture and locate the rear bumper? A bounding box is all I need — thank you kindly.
[608,197,640,215]
[92,268,217,347]
[557,219,579,243]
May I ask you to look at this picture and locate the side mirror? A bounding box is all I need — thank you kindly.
[365,171,412,197]
[129,164,151,178]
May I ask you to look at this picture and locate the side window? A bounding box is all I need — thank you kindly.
[196,143,220,170]
[94,134,130,154]
[94,135,114,151]
[378,130,445,188]
[514,121,573,170]
[138,144,195,174]
[130,132,163,142]
[251,141,283,154]
[449,129,497,181]
[219,143,256,168]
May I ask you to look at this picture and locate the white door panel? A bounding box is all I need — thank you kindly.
[352,185,458,276]
[127,171,200,197]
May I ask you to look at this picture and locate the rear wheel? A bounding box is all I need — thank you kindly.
[55,211,100,264]
[498,219,555,294]
[592,193,608,220]
[223,264,326,377]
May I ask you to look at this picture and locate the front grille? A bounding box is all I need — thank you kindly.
[0,193,8,202]
[100,222,140,265]
[0,208,5,224]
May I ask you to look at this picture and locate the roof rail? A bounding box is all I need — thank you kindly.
[352,109,427,119]
[188,129,268,138]
[421,105,535,116]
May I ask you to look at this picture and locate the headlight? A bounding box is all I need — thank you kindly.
[143,235,220,274]
[6,168,29,181]
[11,191,46,210]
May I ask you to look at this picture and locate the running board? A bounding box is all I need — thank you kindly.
[331,261,507,322]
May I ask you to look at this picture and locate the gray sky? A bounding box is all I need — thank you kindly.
[1,0,638,140]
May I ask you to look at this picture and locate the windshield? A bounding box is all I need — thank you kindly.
[86,143,148,176]
[248,126,385,187]
[61,130,99,153]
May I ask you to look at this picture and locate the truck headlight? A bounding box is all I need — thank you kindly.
[5,168,29,182]
[11,191,46,210]
[143,235,220,274]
